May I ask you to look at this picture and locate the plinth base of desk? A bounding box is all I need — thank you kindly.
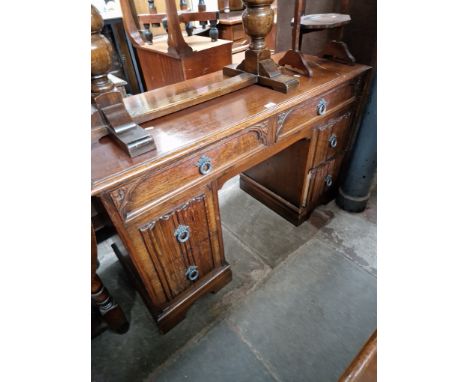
[112,239,232,334]
[156,264,232,333]
[240,174,310,226]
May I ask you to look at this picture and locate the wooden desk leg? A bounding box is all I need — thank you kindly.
[91,225,129,334]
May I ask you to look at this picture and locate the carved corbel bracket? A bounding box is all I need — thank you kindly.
[95,91,157,158]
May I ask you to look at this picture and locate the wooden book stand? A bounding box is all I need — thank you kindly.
[279,0,355,77]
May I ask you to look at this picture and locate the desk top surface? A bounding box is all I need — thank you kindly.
[92,53,370,195]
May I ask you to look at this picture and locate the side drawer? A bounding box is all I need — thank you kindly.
[109,123,271,221]
[125,185,224,310]
[307,154,344,209]
[312,107,354,168]
[276,80,356,139]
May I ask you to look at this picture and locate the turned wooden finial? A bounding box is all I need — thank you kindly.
[223,0,299,93]
[91,5,115,97]
[242,0,275,53]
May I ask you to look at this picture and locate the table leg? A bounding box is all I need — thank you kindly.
[92,225,129,334]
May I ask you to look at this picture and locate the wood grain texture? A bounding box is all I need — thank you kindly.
[120,0,233,90]
[339,331,377,382]
[92,53,370,196]
[92,53,371,332]
[91,225,129,334]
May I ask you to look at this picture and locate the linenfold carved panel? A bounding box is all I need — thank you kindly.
[137,193,208,301]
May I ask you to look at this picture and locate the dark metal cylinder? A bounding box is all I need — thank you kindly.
[336,76,377,212]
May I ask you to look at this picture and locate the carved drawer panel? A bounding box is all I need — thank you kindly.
[127,186,224,310]
[110,120,274,222]
[312,107,354,169]
[307,154,344,209]
[276,80,356,139]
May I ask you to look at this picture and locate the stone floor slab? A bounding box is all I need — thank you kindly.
[227,238,376,382]
[92,177,377,382]
[219,183,325,268]
[92,227,271,382]
[146,321,275,382]
[314,202,377,276]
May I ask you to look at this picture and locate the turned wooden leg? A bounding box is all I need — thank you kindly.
[209,20,219,41]
[92,225,129,334]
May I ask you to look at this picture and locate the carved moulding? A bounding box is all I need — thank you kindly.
[139,194,206,232]
[275,109,294,138]
[317,111,352,131]
[248,119,276,146]
[109,181,139,219]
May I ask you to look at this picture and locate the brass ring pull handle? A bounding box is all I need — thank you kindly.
[174,225,190,243]
[196,155,213,175]
[185,265,199,282]
[325,175,333,188]
[329,134,338,148]
[317,98,327,115]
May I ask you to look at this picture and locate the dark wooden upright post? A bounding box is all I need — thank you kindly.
[223,0,299,93]
[165,0,193,57]
[278,0,314,77]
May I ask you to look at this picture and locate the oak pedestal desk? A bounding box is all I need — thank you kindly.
[92,53,371,333]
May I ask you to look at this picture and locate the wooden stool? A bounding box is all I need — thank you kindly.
[120,0,233,90]
[298,0,355,65]
[279,0,355,77]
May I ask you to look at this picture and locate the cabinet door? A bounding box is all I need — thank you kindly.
[126,185,224,310]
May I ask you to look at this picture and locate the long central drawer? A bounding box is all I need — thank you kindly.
[108,123,270,222]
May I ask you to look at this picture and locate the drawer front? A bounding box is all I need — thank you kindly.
[127,186,224,309]
[110,124,271,221]
[307,155,344,209]
[276,80,356,139]
[312,107,354,168]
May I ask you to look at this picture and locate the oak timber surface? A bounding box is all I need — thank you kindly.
[92,53,369,195]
